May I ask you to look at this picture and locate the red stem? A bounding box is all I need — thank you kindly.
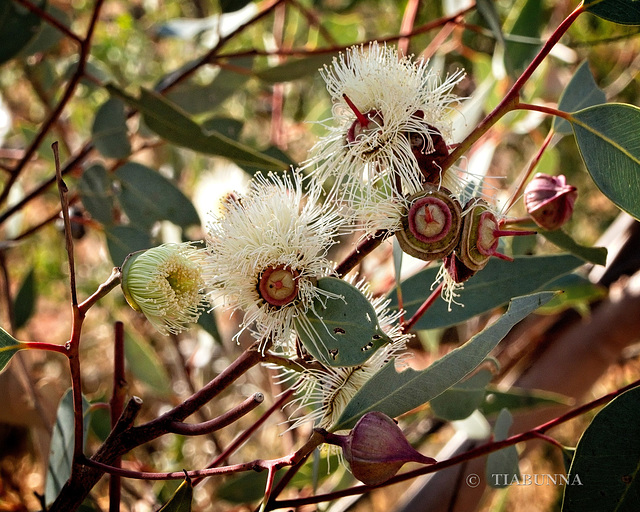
[22,341,69,354]
[272,377,640,509]
[440,2,585,172]
[109,322,125,512]
[402,281,444,333]
[398,0,420,56]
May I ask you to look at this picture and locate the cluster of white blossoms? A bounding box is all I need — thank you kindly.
[121,42,530,433]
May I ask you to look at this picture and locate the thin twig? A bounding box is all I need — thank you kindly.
[167,393,264,435]
[13,0,83,44]
[53,142,78,307]
[109,322,126,512]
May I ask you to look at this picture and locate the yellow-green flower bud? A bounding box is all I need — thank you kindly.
[121,243,212,335]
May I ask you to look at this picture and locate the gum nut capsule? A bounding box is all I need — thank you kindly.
[396,185,462,261]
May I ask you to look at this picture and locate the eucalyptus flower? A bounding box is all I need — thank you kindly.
[206,171,346,350]
[121,243,213,335]
[307,42,465,235]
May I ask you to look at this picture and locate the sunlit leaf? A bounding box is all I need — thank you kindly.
[0,0,44,66]
[157,477,193,512]
[114,162,200,230]
[0,326,23,373]
[295,278,391,367]
[584,0,640,25]
[107,85,288,171]
[13,268,36,329]
[562,385,640,511]
[569,103,640,220]
[539,229,607,265]
[45,389,90,505]
[486,409,520,488]
[535,274,607,315]
[92,98,131,159]
[388,254,583,331]
[554,61,606,135]
[333,292,555,430]
[124,332,172,396]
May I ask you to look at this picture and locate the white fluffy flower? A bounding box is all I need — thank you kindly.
[279,278,412,431]
[307,42,465,235]
[121,243,213,335]
[206,171,346,350]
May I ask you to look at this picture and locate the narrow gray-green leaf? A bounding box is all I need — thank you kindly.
[107,85,287,171]
[554,61,606,135]
[486,409,520,488]
[158,477,193,512]
[45,389,90,505]
[13,268,36,329]
[569,103,640,220]
[333,292,555,430]
[78,164,114,225]
[562,385,640,511]
[0,0,44,66]
[0,326,23,373]
[296,278,391,367]
[114,162,200,230]
[539,229,607,265]
[104,225,153,266]
[476,0,504,45]
[504,0,543,77]
[92,98,131,159]
[255,53,336,83]
[480,386,571,416]
[124,333,172,396]
[430,369,492,421]
[389,254,582,331]
[584,0,640,25]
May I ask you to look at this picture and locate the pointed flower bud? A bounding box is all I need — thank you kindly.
[524,173,577,230]
[396,185,462,261]
[121,243,212,335]
[324,411,436,486]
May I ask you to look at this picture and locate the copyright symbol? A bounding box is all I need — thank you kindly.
[466,473,480,488]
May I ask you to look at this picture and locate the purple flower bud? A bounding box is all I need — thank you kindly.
[524,173,577,230]
[324,412,436,486]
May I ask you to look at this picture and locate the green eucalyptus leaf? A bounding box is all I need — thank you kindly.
[389,254,583,331]
[158,477,192,512]
[569,103,640,220]
[480,386,571,416]
[476,0,505,45]
[92,98,131,159]
[562,385,640,511]
[220,0,254,13]
[45,389,90,505]
[539,229,607,265]
[19,4,68,56]
[107,85,287,171]
[165,59,253,115]
[554,61,606,135]
[486,409,520,488]
[255,53,336,83]
[295,278,391,367]
[114,162,200,230]
[13,268,36,329]
[430,369,493,421]
[78,164,115,225]
[536,274,607,315]
[104,225,153,267]
[333,292,555,430]
[0,326,23,373]
[201,117,244,139]
[0,0,44,66]
[124,332,172,397]
[584,0,640,25]
[504,0,543,77]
